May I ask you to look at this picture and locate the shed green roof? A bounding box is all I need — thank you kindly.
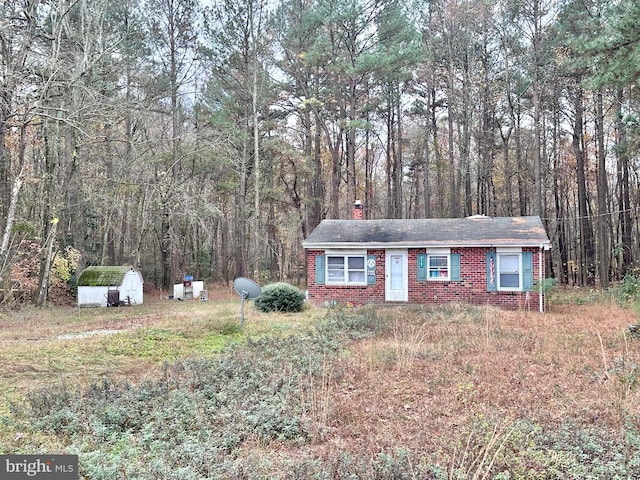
[78,266,135,287]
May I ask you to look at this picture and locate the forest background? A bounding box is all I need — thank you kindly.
[0,0,639,305]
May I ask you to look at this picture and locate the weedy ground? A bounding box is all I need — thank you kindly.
[1,286,639,478]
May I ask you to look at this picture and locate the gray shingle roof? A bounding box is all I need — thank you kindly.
[302,216,550,249]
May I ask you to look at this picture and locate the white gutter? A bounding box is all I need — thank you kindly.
[302,241,552,250]
[539,244,544,313]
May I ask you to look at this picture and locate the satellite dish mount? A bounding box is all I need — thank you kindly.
[233,277,261,326]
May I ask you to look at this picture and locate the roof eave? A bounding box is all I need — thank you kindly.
[302,241,552,250]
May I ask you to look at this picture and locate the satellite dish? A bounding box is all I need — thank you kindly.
[233,277,261,326]
[233,277,261,300]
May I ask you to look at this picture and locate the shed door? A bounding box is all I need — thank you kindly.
[385,250,408,302]
[107,289,120,307]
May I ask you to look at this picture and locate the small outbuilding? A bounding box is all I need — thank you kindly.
[173,280,205,300]
[302,211,551,312]
[77,266,144,307]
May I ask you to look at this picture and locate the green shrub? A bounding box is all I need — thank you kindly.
[254,283,306,313]
[615,273,640,304]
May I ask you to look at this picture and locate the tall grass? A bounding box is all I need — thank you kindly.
[392,319,429,371]
[3,298,640,478]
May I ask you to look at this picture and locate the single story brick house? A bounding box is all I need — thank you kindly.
[302,212,551,312]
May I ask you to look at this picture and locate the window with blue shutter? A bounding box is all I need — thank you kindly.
[451,253,461,281]
[489,250,530,292]
[315,255,325,285]
[417,253,427,281]
[419,251,459,281]
[367,255,377,285]
[522,251,534,291]
[323,253,368,285]
[486,252,497,291]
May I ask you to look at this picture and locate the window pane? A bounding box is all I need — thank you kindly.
[348,256,364,269]
[346,256,365,284]
[328,257,344,268]
[500,273,519,288]
[429,269,449,278]
[500,254,519,272]
[429,255,447,268]
[328,270,344,281]
[428,255,449,279]
[499,254,520,288]
[327,255,367,284]
[390,254,403,289]
[327,256,344,283]
[349,271,365,283]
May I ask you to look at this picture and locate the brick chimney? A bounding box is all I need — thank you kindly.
[352,200,364,220]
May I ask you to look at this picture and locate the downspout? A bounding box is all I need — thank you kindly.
[539,244,544,313]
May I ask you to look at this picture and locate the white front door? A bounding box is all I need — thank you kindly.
[385,250,408,302]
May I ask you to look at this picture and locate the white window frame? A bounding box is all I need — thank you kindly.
[427,248,451,281]
[325,250,367,286]
[497,247,522,291]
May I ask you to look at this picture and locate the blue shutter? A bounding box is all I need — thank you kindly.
[450,254,461,281]
[417,253,427,281]
[486,252,497,291]
[315,255,325,285]
[522,251,534,291]
[367,255,376,285]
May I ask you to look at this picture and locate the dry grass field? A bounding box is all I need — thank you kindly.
[317,301,639,455]
[1,285,639,478]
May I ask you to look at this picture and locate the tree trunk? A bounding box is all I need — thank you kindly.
[394,83,403,218]
[385,87,394,218]
[423,87,433,219]
[251,16,261,278]
[302,106,313,238]
[347,78,358,206]
[514,103,527,215]
[615,88,633,277]
[0,123,27,292]
[235,110,249,279]
[447,96,457,217]
[313,115,324,224]
[595,91,609,288]
[572,86,595,286]
[553,103,569,284]
[36,219,58,307]
[460,53,472,217]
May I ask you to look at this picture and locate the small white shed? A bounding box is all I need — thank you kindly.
[77,266,144,307]
[173,281,205,300]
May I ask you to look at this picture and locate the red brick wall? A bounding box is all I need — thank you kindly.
[306,249,386,305]
[306,247,545,311]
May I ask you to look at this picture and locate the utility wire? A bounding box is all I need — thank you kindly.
[540,208,634,223]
